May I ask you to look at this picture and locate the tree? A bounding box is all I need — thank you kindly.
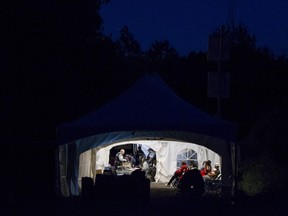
[116,25,142,57]
[148,40,179,62]
[3,0,113,141]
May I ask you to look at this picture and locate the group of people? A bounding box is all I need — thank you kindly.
[114,148,221,196]
[200,160,221,181]
[167,160,221,197]
[114,146,157,181]
[136,147,157,182]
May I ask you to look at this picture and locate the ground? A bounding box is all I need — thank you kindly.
[4,182,288,216]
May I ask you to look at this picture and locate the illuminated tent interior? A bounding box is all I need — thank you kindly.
[79,140,221,185]
[56,73,237,196]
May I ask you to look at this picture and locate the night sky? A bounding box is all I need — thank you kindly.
[100,0,288,56]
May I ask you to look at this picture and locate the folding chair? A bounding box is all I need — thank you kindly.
[171,176,180,190]
[204,174,222,196]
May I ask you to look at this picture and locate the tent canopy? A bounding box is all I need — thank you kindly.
[56,73,238,196]
[57,73,237,145]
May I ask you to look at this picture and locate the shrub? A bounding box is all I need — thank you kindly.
[238,161,267,196]
[238,153,288,196]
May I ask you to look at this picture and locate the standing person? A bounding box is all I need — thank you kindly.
[135,145,145,167]
[115,149,127,170]
[179,162,205,197]
[146,148,157,181]
[147,148,156,166]
[167,161,189,187]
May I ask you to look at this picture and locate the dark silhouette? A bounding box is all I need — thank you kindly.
[135,145,145,167]
[179,163,205,197]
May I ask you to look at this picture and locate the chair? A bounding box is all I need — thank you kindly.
[171,176,180,190]
[172,177,184,198]
[204,173,222,196]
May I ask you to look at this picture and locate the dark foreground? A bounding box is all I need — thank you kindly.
[4,182,288,216]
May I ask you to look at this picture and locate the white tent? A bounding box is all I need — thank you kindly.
[56,73,237,196]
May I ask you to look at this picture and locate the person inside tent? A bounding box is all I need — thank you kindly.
[135,145,145,167]
[166,161,189,187]
[147,148,156,167]
[207,163,221,179]
[141,157,149,177]
[125,154,136,167]
[115,149,127,170]
[200,160,212,176]
[145,148,157,181]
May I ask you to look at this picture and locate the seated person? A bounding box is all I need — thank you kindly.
[200,160,212,176]
[167,161,189,186]
[141,158,149,173]
[179,162,205,196]
[207,163,220,179]
[125,154,136,168]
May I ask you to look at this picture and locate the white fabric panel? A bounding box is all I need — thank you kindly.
[78,150,92,189]
[96,147,111,170]
[79,150,92,177]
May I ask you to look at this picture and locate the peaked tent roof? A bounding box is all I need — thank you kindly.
[57,73,237,145]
